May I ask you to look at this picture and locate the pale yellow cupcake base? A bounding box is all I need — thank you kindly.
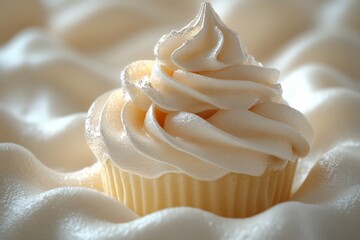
[101,159,297,218]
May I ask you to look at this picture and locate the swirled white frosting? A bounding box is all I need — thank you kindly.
[1,0,360,239]
[155,2,255,71]
[86,3,313,179]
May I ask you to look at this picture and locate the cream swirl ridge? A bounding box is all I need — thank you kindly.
[87,2,313,179]
[155,2,257,71]
[121,60,282,113]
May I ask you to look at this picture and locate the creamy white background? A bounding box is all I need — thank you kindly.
[0,0,360,239]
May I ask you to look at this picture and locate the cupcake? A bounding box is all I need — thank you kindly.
[86,2,313,218]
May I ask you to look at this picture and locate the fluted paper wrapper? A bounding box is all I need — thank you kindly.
[101,159,297,218]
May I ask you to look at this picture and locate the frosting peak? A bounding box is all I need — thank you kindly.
[155,2,254,72]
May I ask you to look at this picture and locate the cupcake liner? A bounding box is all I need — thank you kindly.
[101,159,297,218]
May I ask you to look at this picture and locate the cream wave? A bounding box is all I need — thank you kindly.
[86,3,313,179]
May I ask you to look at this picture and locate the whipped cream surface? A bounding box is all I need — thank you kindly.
[87,3,313,179]
[1,0,360,239]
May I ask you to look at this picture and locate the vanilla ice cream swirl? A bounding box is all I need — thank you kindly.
[89,3,313,180]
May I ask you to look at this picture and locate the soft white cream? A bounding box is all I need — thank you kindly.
[86,3,313,179]
[0,0,360,239]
